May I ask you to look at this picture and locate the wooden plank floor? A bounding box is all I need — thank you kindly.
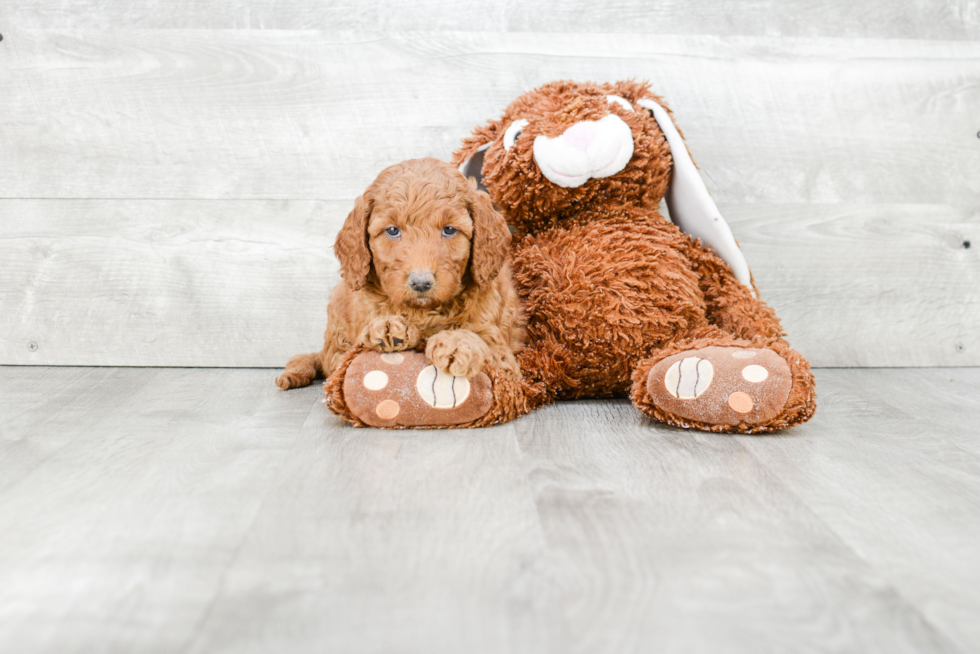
[1,367,978,653]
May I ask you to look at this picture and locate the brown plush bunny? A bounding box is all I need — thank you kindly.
[329,80,815,432]
[448,79,817,433]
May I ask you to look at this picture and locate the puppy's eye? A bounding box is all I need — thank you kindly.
[384,226,401,238]
[605,95,634,113]
[503,119,529,151]
[442,225,458,237]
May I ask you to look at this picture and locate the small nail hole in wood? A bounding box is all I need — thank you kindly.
[965,241,972,249]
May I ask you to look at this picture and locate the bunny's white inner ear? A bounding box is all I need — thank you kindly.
[458,142,491,194]
[637,98,754,293]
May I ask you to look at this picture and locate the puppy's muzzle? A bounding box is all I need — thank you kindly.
[408,270,435,293]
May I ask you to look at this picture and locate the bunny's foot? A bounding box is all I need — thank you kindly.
[632,341,815,433]
[325,348,530,429]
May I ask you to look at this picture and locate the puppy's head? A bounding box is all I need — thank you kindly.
[334,158,510,308]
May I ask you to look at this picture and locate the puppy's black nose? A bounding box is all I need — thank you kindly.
[409,271,434,293]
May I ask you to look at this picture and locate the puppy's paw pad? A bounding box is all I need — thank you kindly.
[366,317,420,352]
[426,334,486,379]
[341,350,492,428]
[647,346,792,427]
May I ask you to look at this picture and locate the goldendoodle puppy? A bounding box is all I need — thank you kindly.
[276,158,523,398]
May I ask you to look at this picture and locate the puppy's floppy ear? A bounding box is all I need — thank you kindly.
[334,193,372,291]
[467,184,511,288]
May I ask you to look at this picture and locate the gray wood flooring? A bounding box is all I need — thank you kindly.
[2,366,978,653]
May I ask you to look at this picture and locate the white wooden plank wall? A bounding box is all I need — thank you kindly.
[0,3,977,367]
[2,1,979,37]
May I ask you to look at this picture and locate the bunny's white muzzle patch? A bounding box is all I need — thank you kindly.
[533,114,634,188]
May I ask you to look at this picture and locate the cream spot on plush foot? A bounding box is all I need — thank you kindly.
[741,365,769,383]
[664,357,714,399]
[728,392,754,414]
[380,353,404,365]
[732,350,757,359]
[416,365,471,409]
[362,370,389,391]
[375,399,400,419]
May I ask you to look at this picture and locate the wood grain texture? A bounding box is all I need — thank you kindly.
[0,199,337,367]
[1,24,977,369]
[184,402,548,654]
[513,399,963,654]
[727,203,980,368]
[0,367,321,654]
[2,366,978,652]
[0,30,977,207]
[1,0,979,39]
[2,201,976,367]
[0,367,161,492]
[737,367,980,652]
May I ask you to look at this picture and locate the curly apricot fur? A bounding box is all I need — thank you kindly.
[276,158,524,391]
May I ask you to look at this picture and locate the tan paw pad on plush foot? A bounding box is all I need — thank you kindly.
[648,346,792,427]
[342,350,493,428]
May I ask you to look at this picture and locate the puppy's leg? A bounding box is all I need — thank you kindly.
[276,351,324,390]
[359,315,421,352]
[425,329,490,379]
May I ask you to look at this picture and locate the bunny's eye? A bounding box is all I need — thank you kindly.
[606,95,634,112]
[503,119,529,151]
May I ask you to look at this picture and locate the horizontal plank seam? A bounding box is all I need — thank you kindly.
[5,365,980,371]
[0,197,347,201]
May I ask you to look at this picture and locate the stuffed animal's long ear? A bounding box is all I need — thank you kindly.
[636,98,754,293]
[467,184,511,287]
[454,122,502,194]
[334,193,372,291]
[458,143,491,194]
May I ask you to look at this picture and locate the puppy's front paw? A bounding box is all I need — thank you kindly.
[362,316,420,352]
[425,330,489,378]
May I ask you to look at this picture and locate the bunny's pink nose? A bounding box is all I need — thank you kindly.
[561,121,598,152]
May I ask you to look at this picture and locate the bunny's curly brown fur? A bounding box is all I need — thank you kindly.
[452,80,816,433]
